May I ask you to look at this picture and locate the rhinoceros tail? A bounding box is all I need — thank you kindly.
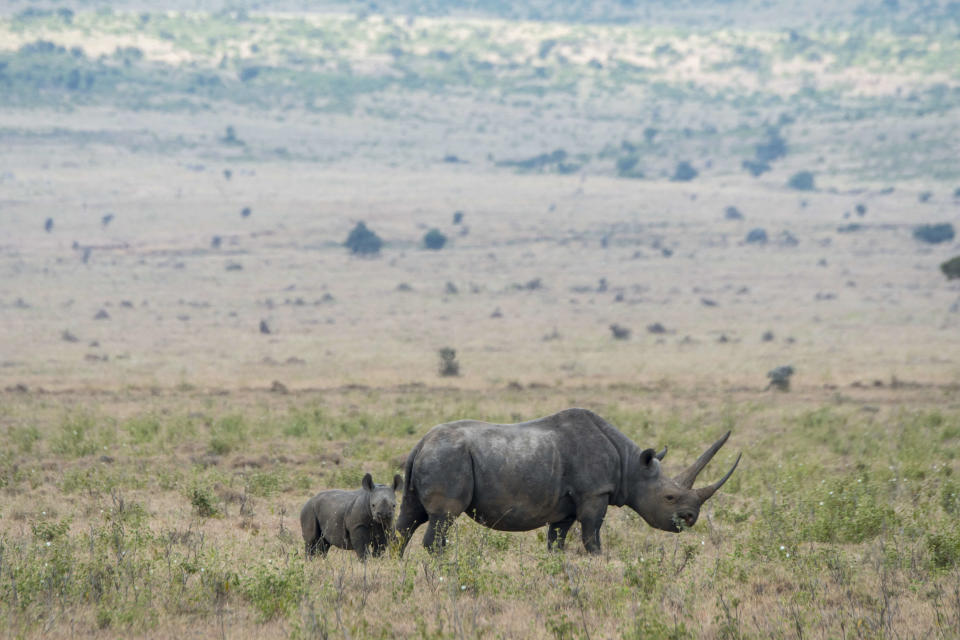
[395,441,428,556]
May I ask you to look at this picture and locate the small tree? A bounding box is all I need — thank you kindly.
[438,348,460,377]
[914,223,955,244]
[345,222,383,255]
[788,171,815,191]
[755,128,788,163]
[941,256,960,280]
[671,161,698,182]
[423,228,447,250]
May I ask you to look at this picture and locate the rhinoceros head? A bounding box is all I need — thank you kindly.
[630,432,741,533]
[363,473,403,524]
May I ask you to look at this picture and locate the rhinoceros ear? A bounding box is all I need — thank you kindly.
[392,474,403,492]
[362,473,374,492]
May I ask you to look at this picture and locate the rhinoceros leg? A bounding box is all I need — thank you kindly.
[547,516,576,551]
[351,526,372,560]
[302,511,330,558]
[422,514,456,553]
[577,497,608,554]
[396,492,429,556]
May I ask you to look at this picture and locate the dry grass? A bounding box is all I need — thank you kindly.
[1,386,960,638]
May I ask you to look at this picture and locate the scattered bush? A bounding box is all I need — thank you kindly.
[496,149,568,172]
[671,161,698,182]
[927,531,960,569]
[914,223,955,244]
[787,171,815,191]
[724,206,744,220]
[742,159,770,176]
[767,365,794,391]
[610,324,631,340]
[345,221,383,255]
[222,125,243,145]
[941,256,960,280]
[616,154,643,178]
[452,211,464,225]
[746,228,768,244]
[755,128,788,163]
[243,562,305,621]
[803,476,897,543]
[438,347,460,376]
[188,484,219,518]
[423,228,447,250]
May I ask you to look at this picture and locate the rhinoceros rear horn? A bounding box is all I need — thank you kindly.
[695,453,741,503]
[674,431,731,489]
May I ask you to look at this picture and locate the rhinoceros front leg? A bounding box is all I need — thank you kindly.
[350,526,372,560]
[547,516,576,551]
[577,497,608,554]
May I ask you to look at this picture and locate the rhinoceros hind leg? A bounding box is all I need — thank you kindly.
[422,513,457,553]
[396,494,428,556]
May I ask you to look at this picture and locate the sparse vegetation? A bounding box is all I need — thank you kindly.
[0,389,958,638]
[941,256,960,280]
[914,223,955,244]
[787,171,816,191]
[671,161,698,182]
[437,347,460,376]
[423,228,447,250]
[345,221,383,255]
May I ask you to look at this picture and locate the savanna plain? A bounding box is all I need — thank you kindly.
[1,1,960,638]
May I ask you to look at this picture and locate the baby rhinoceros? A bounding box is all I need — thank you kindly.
[300,473,403,559]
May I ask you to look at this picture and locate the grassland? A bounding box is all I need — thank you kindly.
[1,386,960,638]
[2,3,960,638]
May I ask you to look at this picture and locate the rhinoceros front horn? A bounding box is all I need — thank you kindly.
[674,431,731,489]
[694,452,741,503]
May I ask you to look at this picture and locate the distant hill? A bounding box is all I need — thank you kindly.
[5,0,960,31]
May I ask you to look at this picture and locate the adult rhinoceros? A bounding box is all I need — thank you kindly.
[395,408,740,554]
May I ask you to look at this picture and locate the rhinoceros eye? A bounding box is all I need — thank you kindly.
[665,495,676,503]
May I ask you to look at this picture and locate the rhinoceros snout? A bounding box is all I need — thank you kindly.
[674,510,697,529]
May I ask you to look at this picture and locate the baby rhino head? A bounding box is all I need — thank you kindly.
[362,473,403,524]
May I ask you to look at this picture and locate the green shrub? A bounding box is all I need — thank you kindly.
[124,415,161,444]
[423,228,447,250]
[671,161,698,182]
[209,414,246,454]
[188,484,219,518]
[803,476,896,543]
[927,529,960,569]
[942,256,960,280]
[51,414,106,457]
[10,425,41,453]
[246,470,283,497]
[345,221,383,255]
[913,223,955,244]
[242,561,305,621]
[787,171,815,191]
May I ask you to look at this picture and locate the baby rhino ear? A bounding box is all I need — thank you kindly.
[392,474,403,492]
[362,473,374,492]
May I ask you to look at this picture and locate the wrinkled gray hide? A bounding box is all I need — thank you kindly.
[300,472,403,559]
[396,408,740,554]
